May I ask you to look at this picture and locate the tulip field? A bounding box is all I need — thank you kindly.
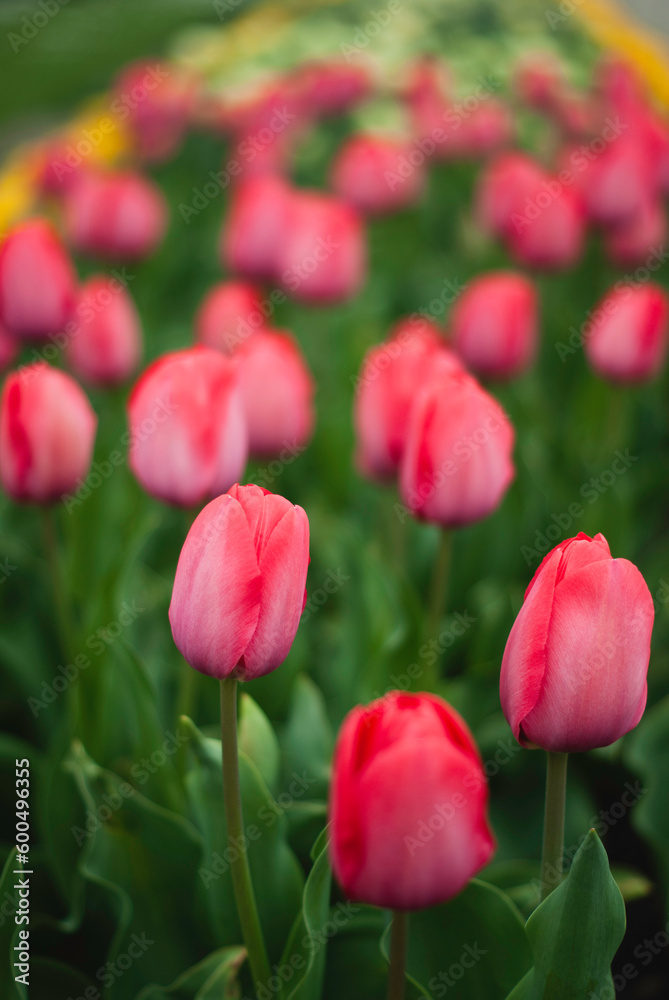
[3,0,669,997]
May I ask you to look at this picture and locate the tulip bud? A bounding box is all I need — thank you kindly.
[292,61,371,117]
[506,179,585,272]
[329,691,495,910]
[584,283,668,383]
[114,61,199,163]
[453,99,514,159]
[603,195,667,268]
[354,319,460,481]
[277,189,367,303]
[169,483,309,680]
[0,218,77,341]
[235,328,314,458]
[500,532,654,753]
[475,153,546,239]
[452,271,538,379]
[65,275,143,387]
[400,369,515,526]
[220,174,292,282]
[330,134,425,215]
[194,281,266,355]
[127,347,247,507]
[64,169,168,260]
[0,364,97,504]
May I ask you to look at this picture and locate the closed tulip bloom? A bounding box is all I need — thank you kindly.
[64,169,168,260]
[604,195,667,269]
[235,328,314,458]
[330,134,425,215]
[0,364,97,503]
[585,283,668,383]
[452,271,538,379]
[65,275,143,387]
[507,180,585,271]
[400,369,515,526]
[278,190,367,303]
[0,218,77,341]
[354,319,460,481]
[169,483,309,680]
[500,533,654,753]
[329,691,495,910]
[453,99,514,159]
[475,153,546,239]
[114,61,198,163]
[292,61,371,117]
[220,174,292,282]
[127,347,247,507]
[195,280,266,355]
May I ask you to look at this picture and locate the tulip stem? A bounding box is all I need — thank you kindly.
[541,751,568,901]
[220,677,272,994]
[426,530,451,673]
[387,910,408,1000]
[42,507,76,662]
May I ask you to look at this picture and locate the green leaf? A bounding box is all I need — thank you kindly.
[506,830,625,1000]
[625,693,669,901]
[281,674,334,796]
[278,826,332,1000]
[381,879,532,1000]
[135,946,246,1000]
[239,693,281,795]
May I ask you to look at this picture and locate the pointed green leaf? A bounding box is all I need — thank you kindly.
[239,693,281,795]
[135,946,246,1000]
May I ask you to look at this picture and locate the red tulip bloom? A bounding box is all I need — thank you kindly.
[400,369,515,526]
[0,218,77,341]
[220,174,292,282]
[169,483,309,680]
[585,283,669,383]
[604,195,667,268]
[452,271,538,379]
[500,533,654,753]
[235,328,314,458]
[475,153,546,239]
[0,364,97,503]
[330,134,425,215]
[195,281,266,355]
[329,691,495,910]
[354,318,460,481]
[64,169,168,260]
[65,275,143,387]
[292,61,371,117]
[114,60,199,163]
[127,347,247,507]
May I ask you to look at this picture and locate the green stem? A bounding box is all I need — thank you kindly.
[541,751,569,901]
[387,911,408,1000]
[427,530,451,640]
[220,678,272,994]
[42,507,76,662]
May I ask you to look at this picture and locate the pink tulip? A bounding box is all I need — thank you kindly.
[453,99,514,159]
[195,281,266,355]
[329,691,495,910]
[500,532,654,753]
[330,134,426,215]
[572,136,656,228]
[506,177,585,271]
[65,275,143,387]
[354,318,460,481]
[292,61,371,117]
[452,271,538,379]
[404,58,452,157]
[0,364,97,503]
[64,169,168,260]
[475,153,546,239]
[277,189,367,303]
[514,56,564,111]
[220,174,292,282]
[400,369,515,526]
[604,195,667,268]
[235,328,314,458]
[584,283,669,383]
[0,219,77,341]
[221,80,306,178]
[114,61,199,163]
[127,347,247,507]
[169,483,309,680]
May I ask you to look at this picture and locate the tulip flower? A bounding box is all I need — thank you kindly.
[0,218,77,341]
[354,318,460,481]
[500,532,653,755]
[0,364,97,504]
[127,347,247,507]
[220,174,292,282]
[114,60,198,163]
[234,328,314,457]
[221,80,306,178]
[64,169,168,260]
[451,271,538,379]
[169,483,309,990]
[400,369,515,527]
[330,690,495,909]
[292,61,371,117]
[194,280,266,355]
[603,195,667,268]
[584,283,668,383]
[65,275,143,387]
[330,134,426,215]
[277,189,367,303]
[169,482,309,680]
[475,152,546,239]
